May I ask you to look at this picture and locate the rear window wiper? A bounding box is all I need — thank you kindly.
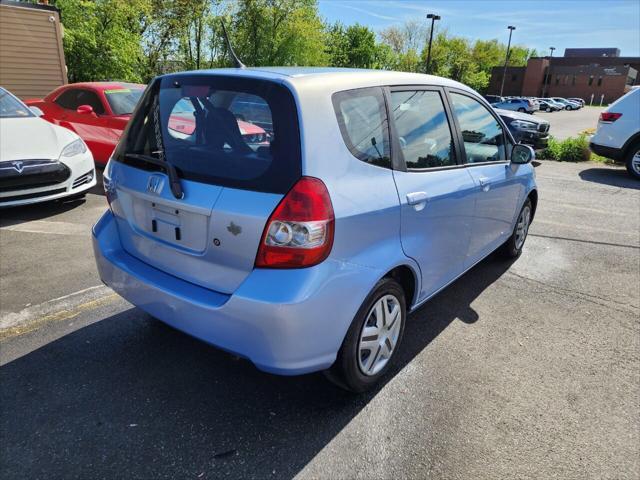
[124,153,184,199]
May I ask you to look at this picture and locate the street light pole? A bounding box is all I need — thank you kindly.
[541,46,555,98]
[499,25,516,97]
[425,13,441,74]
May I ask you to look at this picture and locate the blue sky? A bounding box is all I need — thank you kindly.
[318,0,640,57]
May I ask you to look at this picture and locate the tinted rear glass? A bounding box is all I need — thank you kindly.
[113,74,301,194]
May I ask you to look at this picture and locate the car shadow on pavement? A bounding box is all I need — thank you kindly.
[578,167,640,190]
[0,254,515,479]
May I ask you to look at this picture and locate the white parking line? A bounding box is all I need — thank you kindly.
[0,285,119,338]
[0,220,89,236]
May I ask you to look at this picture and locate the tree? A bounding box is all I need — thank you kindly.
[231,0,327,67]
[57,0,150,82]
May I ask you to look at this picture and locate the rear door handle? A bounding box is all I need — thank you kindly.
[406,191,429,210]
[478,177,491,191]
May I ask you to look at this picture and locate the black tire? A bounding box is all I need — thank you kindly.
[546,107,552,112]
[625,142,640,180]
[325,277,406,393]
[517,107,526,112]
[501,198,532,258]
[565,105,572,110]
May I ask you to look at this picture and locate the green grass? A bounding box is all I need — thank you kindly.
[540,135,591,162]
[538,134,617,164]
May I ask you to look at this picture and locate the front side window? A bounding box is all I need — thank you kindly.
[55,89,105,114]
[390,90,455,169]
[450,92,505,164]
[0,88,33,118]
[332,87,390,168]
[113,75,300,194]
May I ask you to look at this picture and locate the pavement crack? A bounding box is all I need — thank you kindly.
[505,271,640,315]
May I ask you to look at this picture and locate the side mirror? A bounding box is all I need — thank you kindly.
[29,106,44,117]
[511,143,535,164]
[76,104,94,115]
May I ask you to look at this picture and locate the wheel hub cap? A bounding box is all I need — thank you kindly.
[358,294,402,376]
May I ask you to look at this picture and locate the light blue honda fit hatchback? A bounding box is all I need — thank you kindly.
[93,67,537,392]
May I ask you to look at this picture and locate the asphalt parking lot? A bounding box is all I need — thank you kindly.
[1,161,639,479]
[534,106,604,140]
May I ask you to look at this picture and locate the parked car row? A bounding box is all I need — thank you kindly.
[484,95,584,113]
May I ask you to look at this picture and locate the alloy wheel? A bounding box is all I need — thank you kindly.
[515,205,531,250]
[357,294,402,376]
[632,149,640,176]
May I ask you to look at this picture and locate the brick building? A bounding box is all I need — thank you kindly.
[489,48,639,104]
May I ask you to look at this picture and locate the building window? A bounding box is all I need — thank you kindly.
[555,75,560,85]
[511,74,518,82]
[572,75,576,86]
[588,75,594,86]
[597,76,603,86]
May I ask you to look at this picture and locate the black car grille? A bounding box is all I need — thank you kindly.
[537,123,550,133]
[0,160,71,192]
[0,187,67,203]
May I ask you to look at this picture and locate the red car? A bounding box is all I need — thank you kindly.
[25,82,146,165]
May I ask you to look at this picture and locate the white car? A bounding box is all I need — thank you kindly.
[0,87,96,207]
[590,88,640,179]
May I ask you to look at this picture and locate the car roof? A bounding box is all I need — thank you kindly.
[61,82,146,92]
[164,67,476,95]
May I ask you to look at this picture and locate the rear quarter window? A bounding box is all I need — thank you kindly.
[332,87,391,168]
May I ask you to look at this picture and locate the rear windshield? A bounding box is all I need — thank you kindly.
[113,74,301,194]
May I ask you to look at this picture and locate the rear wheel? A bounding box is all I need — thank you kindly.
[325,277,406,393]
[625,142,640,180]
[517,107,526,112]
[501,198,532,258]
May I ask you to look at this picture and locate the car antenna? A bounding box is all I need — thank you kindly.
[220,20,245,69]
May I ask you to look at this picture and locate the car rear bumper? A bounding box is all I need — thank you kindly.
[93,210,379,375]
[589,142,623,161]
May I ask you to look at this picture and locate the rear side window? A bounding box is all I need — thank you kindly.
[332,87,390,168]
[113,75,301,194]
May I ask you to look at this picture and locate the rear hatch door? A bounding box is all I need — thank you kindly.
[108,73,301,294]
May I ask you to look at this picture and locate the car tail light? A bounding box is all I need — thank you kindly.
[255,177,334,268]
[600,112,622,122]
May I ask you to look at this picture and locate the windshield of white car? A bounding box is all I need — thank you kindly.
[0,88,34,118]
[104,87,145,115]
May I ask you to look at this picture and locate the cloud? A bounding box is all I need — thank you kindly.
[333,3,402,21]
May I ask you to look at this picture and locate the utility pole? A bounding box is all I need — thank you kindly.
[499,25,516,97]
[541,46,555,98]
[425,13,441,74]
